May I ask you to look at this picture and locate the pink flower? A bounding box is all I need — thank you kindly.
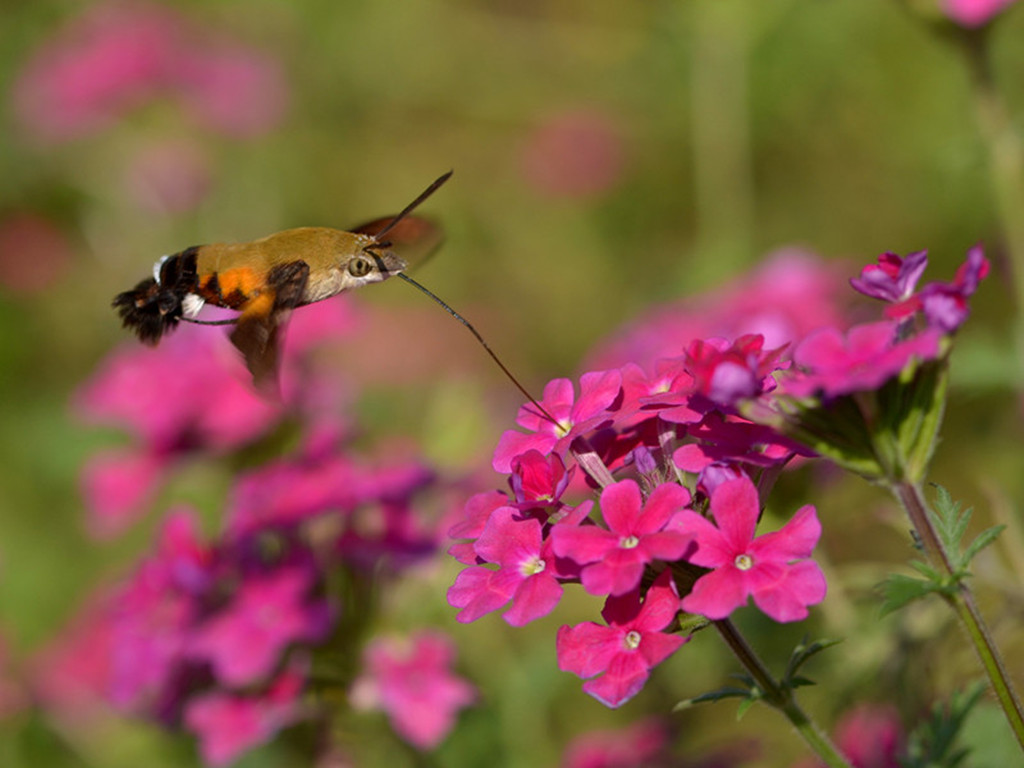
[521,109,626,199]
[350,631,475,750]
[782,321,942,400]
[174,45,288,138]
[80,449,167,539]
[587,249,847,373]
[493,369,623,473]
[944,0,1018,27]
[551,480,693,596]
[509,450,574,508]
[557,571,687,707]
[184,665,304,767]
[683,334,786,409]
[12,3,287,144]
[448,503,589,626]
[75,327,282,454]
[834,705,903,768]
[561,719,668,768]
[447,490,511,565]
[678,477,826,622]
[188,567,332,687]
[850,251,929,304]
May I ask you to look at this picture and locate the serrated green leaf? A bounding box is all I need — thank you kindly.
[880,573,939,615]
[960,525,1005,570]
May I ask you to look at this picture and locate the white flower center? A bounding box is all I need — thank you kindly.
[624,630,642,649]
[734,553,753,571]
[555,418,573,439]
[521,556,546,576]
[620,535,640,550]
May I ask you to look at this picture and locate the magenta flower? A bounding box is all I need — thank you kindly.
[447,490,511,565]
[683,334,786,408]
[184,664,304,767]
[850,251,929,304]
[552,480,693,596]
[556,571,687,707]
[350,631,475,750]
[188,566,332,687]
[783,320,942,400]
[944,0,1019,27]
[80,449,166,539]
[493,369,622,473]
[678,477,826,622]
[448,502,590,626]
[12,3,287,144]
[561,719,668,768]
[587,249,847,373]
[614,359,698,429]
[833,705,904,768]
[918,244,989,333]
[509,450,574,508]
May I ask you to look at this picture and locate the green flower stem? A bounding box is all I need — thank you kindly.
[890,480,1024,751]
[713,618,852,768]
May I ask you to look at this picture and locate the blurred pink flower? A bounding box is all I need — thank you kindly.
[944,0,1018,26]
[123,138,212,214]
[12,2,287,144]
[521,109,626,198]
[350,631,475,750]
[587,249,848,373]
[175,45,288,138]
[188,567,331,687]
[0,213,74,294]
[833,705,903,768]
[561,719,667,768]
[184,664,305,767]
[76,327,282,454]
[80,448,167,539]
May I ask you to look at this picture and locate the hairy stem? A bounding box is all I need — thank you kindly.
[713,619,852,768]
[890,480,1024,751]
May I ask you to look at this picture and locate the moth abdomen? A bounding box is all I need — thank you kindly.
[112,246,200,345]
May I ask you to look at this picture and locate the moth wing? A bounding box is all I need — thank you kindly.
[350,215,443,271]
[229,260,310,394]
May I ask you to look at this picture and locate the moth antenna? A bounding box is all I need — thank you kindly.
[370,171,453,245]
[397,273,559,427]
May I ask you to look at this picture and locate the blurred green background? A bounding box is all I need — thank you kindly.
[1,1,1023,766]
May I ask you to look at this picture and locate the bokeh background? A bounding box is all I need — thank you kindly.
[1,1,1023,766]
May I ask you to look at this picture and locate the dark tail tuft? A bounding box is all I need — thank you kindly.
[112,277,184,345]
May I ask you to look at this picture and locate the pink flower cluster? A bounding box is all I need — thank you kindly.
[13,3,287,144]
[42,419,451,764]
[447,246,988,708]
[75,300,357,539]
[943,0,1019,27]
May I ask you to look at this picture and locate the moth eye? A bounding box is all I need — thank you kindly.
[348,256,373,277]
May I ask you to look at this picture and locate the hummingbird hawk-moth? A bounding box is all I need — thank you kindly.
[113,172,450,389]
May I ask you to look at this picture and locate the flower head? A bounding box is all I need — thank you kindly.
[350,631,475,750]
[556,571,687,707]
[678,477,826,622]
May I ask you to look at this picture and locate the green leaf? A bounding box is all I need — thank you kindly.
[960,524,1005,569]
[899,683,985,768]
[880,573,940,615]
[672,685,753,711]
[783,636,842,683]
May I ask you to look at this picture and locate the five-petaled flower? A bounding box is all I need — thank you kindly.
[678,477,826,622]
[556,571,687,707]
[551,480,693,596]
